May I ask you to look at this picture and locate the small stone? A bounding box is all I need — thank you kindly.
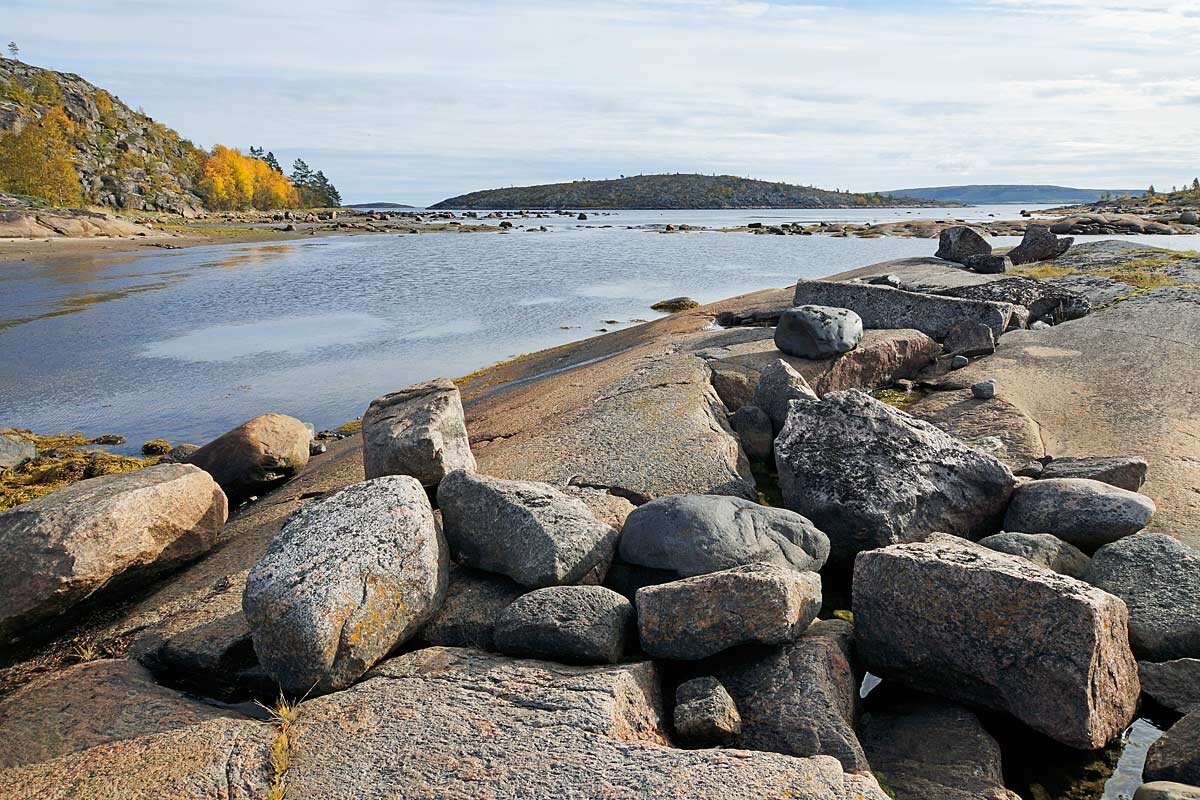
[971,379,997,400]
[674,677,741,746]
[0,433,35,469]
[1139,659,1200,713]
[1040,455,1149,491]
[729,405,772,462]
[773,305,863,359]
[362,378,476,486]
[162,443,199,463]
[1030,320,1052,330]
[1004,478,1156,552]
[951,355,969,369]
[636,563,821,660]
[437,470,619,588]
[978,532,1090,577]
[751,358,818,433]
[493,585,632,664]
[187,413,311,503]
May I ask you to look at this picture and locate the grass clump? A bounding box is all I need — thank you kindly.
[1013,249,1199,289]
[256,693,303,800]
[0,429,158,510]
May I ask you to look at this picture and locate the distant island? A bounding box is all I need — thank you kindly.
[880,184,1147,205]
[345,202,415,209]
[429,174,943,210]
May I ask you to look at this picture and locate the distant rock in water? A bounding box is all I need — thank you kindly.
[651,296,700,312]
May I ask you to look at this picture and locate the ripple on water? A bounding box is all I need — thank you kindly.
[143,313,389,362]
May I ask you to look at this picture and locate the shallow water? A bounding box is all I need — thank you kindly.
[2,205,1198,450]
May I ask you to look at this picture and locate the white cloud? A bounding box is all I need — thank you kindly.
[2,0,1195,203]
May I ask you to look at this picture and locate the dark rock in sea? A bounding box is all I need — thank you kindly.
[635,563,821,660]
[1083,533,1200,661]
[1004,478,1156,552]
[978,531,1090,577]
[186,412,311,502]
[618,494,829,578]
[1139,658,1200,713]
[1008,224,1073,265]
[1144,707,1200,785]
[713,618,870,773]
[854,536,1140,749]
[773,305,863,359]
[243,475,448,694]
[650,296,700,313]
[493,585,632,664]
[674,677,741,746]
[751,358,818,433]
[775,390,1015,561]
[419,565,525,651]
[936,225,992,264]
[437,469,619,588]
[361,378,476,486]
[1039,455,1148,491]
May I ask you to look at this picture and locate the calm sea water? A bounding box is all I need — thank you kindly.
[2,205,1198,450]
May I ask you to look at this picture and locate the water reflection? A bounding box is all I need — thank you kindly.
[144,313,389,362]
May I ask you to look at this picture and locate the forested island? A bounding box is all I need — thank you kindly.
[430,173,944,210]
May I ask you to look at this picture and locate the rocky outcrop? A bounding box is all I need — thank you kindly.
[978,531,1090,577]
[282,646,888,798]
[774,305,863,359]
[186,412,310,503]
[854,537,1139,749]
[617,494,829,578]
[437,470,619,588]
[242,475,448,693]
[1139,659,1200,713]
[792,279,1014,341]
[0,208,157,238]
[713,619,869,773]
[635,564,821,660]
[493,585,632,664]
[775,390,1015,560]
[0,464,227,639]
[1083,533,1200,661]
[1004,478,1156,551]
[674,677,741,746]
[361,378,476,486]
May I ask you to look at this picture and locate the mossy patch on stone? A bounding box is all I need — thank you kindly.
[650,297,700,313]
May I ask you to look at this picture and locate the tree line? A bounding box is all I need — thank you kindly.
[199,145,342,210]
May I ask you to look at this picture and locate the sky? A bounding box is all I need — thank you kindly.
[2,0,1198,205]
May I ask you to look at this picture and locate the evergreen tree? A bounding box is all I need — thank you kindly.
[291,158,313,188]
[248,145,264,159]
[263,151,282,173]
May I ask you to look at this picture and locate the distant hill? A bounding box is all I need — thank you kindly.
[346,202,415,209]
[880,184,1146,205]
[430,174,940,210]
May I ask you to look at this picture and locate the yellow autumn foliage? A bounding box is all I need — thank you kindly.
[199,145,299,210]
[0,105,83,206]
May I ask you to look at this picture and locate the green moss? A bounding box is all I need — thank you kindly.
[872,388,923,411]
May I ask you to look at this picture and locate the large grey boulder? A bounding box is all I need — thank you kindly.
[0,464,227,640]
[1145,708,1200,785]
[618,494,829,578]
[362,378,476,486]
[186,412,310,502]
[1139,659,1200,713]
[1083,533,1200,661]
[978,531,1090,577]
[493,585,632,664]
[1008,224,1073,265]
[853,537,1140,749]
[243,475,449,694]
[437,470,619,588]
[1004,478,1156,551]
[751,358,818,433]
[0,433,34,469]
[674,677,741,746]
[859,696,1020,800]
[774,305,863,359]
[282,646,890,799]
[713,619,869,773]
[775,390,1015,561]
[792,279,1014,341]
[418,565,524,650]
[1040,455,1149,490]
[936,226,992,264]
[636,563,821,660]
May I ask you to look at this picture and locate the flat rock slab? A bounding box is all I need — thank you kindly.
[1083,533,1200,661]
[792,278,1013,340]
[1041,455,1149,490]
[775,390,1015,561]
[636,564,821,660]
[0,463,228,640]
[618,494,829,578]
[854,537,1139,749]
[283,646,887,799]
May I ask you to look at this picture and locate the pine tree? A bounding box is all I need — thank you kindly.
[249,146,264,159]
[291,158,313,188]
[264,151,281,173]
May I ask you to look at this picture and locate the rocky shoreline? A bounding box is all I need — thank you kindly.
[0,231,1198,799]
